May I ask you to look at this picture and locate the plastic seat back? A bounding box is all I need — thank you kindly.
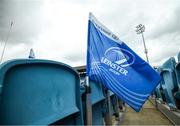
[79,77,105,125]
[161,57,178,108]
[90,80,105,105]
[90,80,105,125]
[178,52,180,61]
[175,52,180,89]
[155,67,164,101]
[155,84,162,100]
[0,59,83,125]
[174,52,180,108]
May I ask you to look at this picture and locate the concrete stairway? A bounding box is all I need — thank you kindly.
[120,100,172,125]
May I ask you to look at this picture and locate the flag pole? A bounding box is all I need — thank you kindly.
[85,76,92,125]
[104,89,112,125]
[85,12,92,125]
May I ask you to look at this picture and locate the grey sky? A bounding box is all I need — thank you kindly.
[0,0,180,66]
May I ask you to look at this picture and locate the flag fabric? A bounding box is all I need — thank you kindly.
[28,48,35,59]
[86,13,161,112]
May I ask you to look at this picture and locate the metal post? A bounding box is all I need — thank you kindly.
[0,21,13,64]
[85,76,92,125]
[136,24,149,63]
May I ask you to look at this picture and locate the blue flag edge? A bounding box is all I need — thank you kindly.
[134,77,161,112]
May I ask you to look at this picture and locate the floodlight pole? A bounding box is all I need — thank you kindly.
[136,24,149,63]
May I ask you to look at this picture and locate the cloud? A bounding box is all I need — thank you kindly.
[147,7,180,39]
[0,0,180,67]
[0,0,44,44]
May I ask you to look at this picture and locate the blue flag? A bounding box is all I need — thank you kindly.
[86,13,161,112]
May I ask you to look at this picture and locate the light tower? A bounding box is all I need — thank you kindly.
[136,24,149,63]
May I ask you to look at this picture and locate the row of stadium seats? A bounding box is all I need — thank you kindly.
[155,52,180,109]
[0,59,123,125]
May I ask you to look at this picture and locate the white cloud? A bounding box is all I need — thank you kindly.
[0,0,180,67]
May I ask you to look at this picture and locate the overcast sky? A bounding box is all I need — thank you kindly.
[0,0,180,67]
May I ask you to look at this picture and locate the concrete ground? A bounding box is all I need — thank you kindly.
[120,100,173,125]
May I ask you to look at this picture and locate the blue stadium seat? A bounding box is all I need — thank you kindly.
[0,59,84,125]
[155,67,166,102]
[174,52,180,108]
[90,80,106,125]
[175,52,180,90]
[79,78,106,125]
[155,84,163,101]
[160,57,178,108]
[80,77,121,125]
[178,52,180,61]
